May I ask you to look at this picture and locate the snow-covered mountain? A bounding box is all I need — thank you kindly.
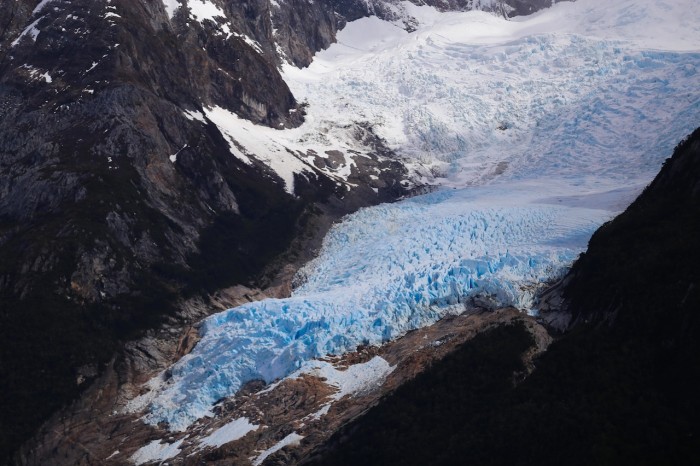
[2,0,699,464]
[128,0,700,435]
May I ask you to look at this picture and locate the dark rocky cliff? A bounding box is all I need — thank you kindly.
[304,128,700,466]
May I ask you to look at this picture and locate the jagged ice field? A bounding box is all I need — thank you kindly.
[134,0,700,430]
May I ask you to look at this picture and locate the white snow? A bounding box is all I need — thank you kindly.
[188,0,226,22]
[203,106,313,194]
[199,417,259,449]
[33,0,56,14]
[130,439,184,465]
[309,356,394,399]
[169,144,188,163]
[252,433,304,466]
[20,65,52,83]
[11,17,43,47]
[162,0,181,18]
[198,102,387,195]
[227,31,264,54]
[182,109,206,123]
[141,0,700,431]
[300,356,395,420]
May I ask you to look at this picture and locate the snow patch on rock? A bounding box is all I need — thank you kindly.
[252,433,304,466]
[302,356,395,420]
[130,439,184,465]
[203,106,312,195]
[162,0,181,18]
[188,0,226,22]
[11,17,43,47]
[199,417,259,449]
[183,109,206,123]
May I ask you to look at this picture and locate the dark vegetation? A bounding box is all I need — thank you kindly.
[306,322,536,466]
[306,128,700,466]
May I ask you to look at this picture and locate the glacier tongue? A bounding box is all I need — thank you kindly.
[144,183,628,431]
[142,0,700,431]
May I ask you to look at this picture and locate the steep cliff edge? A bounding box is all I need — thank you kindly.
[305,128,700,466]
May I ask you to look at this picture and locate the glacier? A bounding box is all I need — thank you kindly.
[140,0,700,431]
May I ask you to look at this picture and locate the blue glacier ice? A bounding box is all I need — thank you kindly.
[143,183,655,430]
[141,0,700,431]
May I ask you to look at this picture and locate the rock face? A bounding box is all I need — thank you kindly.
[0,0,568,462]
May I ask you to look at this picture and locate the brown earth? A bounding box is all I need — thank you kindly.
[19,304,550,466]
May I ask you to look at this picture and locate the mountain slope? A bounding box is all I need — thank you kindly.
[304,128,700,466]
[0,0,568,462]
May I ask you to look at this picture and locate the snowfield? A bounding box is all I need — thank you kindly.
[139,0,700,431]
